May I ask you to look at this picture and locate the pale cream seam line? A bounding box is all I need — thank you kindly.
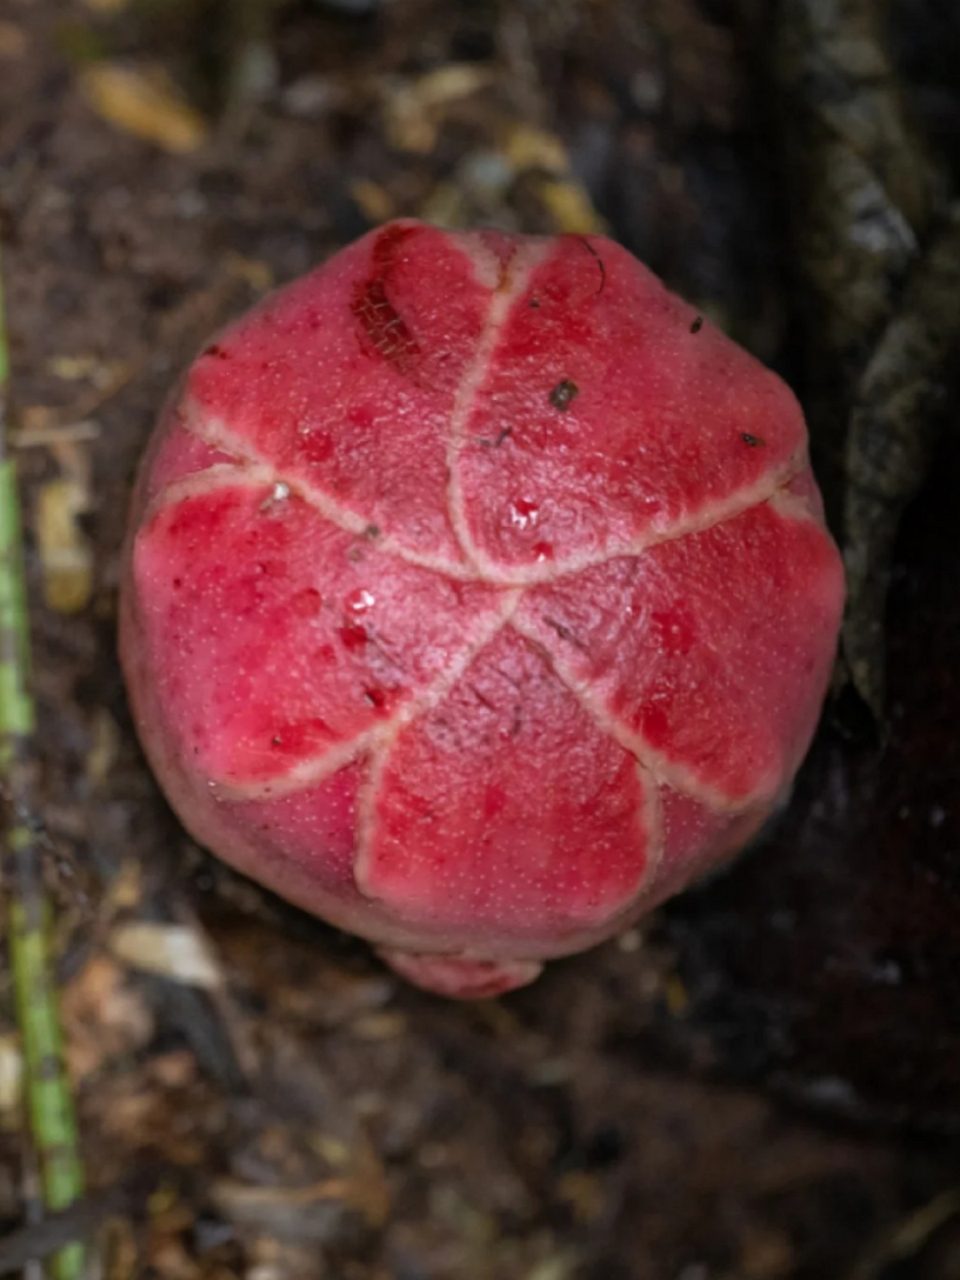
[147,350,818,821]
[176,403,482,580]
[210,590,523,805]
[459,453,811,586]
[443,238,555,571]
[346,588,525,900]
[347,237,552,895]
[507,610,773,818]
[149,444,809,813]
[151,406,813,588]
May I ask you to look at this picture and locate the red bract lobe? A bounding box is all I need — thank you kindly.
[120,220,844,998]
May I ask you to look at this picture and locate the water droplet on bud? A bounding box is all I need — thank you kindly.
[509,498,540,530]
[347,588,376,613]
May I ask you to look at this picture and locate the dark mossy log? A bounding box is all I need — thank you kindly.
[664,419,960,1133]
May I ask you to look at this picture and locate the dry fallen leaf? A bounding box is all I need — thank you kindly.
[503,122,570,175]
[0,20,27,59]
[93,1058,208,1163]
[61,954,155,1083]
[223,251,275,293]
[36,475,94,613]
[110,921,223,989]
[415,63,495,108]
[499,123,607,235]
[48,354,130,390]
[350,1011,406,1040]
[48,354,100,381]
[350,178,395,225]
[534,175,607,235]
[12,416,100,449]
[80,62,208,154]
[105,859,144,913]
[86,705,121,786]
[384,63,494,153]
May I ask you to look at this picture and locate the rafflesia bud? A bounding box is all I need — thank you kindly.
[120,221,844,999]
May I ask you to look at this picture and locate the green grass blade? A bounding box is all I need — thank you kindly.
[1,244,85,1279]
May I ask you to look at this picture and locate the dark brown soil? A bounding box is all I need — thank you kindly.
[2,2,959,1277]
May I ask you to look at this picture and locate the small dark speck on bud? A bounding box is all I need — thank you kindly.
[690,316,703,334]
[530,297,541,308]
[365,524,381,539]
[550,379,579,411]
[741,433,765,447]
[476,425,513,448]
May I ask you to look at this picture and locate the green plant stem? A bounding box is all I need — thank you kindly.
[1,247,85,1278]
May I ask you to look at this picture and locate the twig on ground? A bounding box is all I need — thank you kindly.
[845,1188,960,1280]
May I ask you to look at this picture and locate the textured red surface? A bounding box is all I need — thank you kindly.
[120,221,844,996]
